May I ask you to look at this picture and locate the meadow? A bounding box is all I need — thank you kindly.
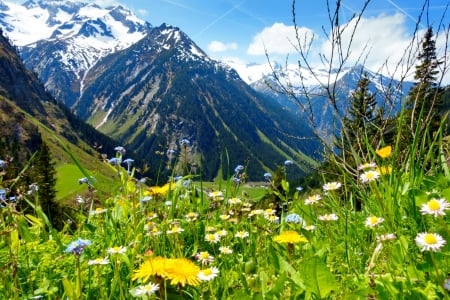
[1,136,450,300]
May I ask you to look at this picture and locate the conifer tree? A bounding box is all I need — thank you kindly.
[33,141,60,227]
[406,27,442,139]
[338,73,378,167]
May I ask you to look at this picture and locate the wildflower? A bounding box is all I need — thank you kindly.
[444,278,450,292]
[376,233,396,242]
[235,231,249,239]
[195,251,214,265]
[88,257,110,266]
[318,213,339,221]
[415,232,446,252]
[185,212,199,222]
[204,233,221,243]
[205,226,216,232]
[264,172,272,180]
[357,162,377,170]
[198,267,220,281]
[208,190,224,201]
[323,182,342,191]
[359,170,380,183]
[285,213,305,225]
[0,159,6,168]
[75,195,84,204]
[234,165,244,173]
[130,282,159,297]
[180,139,190,146]
[164,200,172,206]
[65,238,92,255]
[248,209,264,217]
[147,226,162,236]
[141,196,152,203]
[216,229,227,237]
[304,225,316,231]
[420,198,450,217]
[296,186,303,192]
[108,157,122,166]
[274,230,308,244]
[146,183,171,196]
[122,158,134,173]
[376,146,392,158]
[284,160,294,166]
[264,208,276,215]
[219,246,233,254]
[365,216,384,228]
[164,258,200,287]
[132,256,167,282]
[147,213,158,220]
[304,194,322,205]
[114,146,126,155]
[265,214,280,223]
[167,225,184,235]
[90,207,107,215]
[228,197,242,205]
[220,214,230,220]
[107,246,127,255]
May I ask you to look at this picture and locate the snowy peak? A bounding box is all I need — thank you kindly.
[0,0,151,47]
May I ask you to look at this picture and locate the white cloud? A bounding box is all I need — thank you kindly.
[207,40,238,53]
[320,13,414,71]
[247,22,314,56]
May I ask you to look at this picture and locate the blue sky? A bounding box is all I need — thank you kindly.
[113,0,449,69]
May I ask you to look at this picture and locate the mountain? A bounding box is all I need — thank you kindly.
[0,1,321,181]
[0,27,129,198]
[1,0,152,107]
[250,63,414,136]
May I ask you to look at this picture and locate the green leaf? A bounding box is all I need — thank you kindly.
[281,180,289,193]
[298,256,337,298]
[278,256,305,290]
[62,277,75,300]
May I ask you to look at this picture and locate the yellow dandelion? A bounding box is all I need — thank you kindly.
[376,166,392,175]
[146,183,171,196]
[376,146,392,158]
[164,258,200,287]
[273,230,308,244]
[132,256,168,282]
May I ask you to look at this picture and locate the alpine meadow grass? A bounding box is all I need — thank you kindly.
[1,120,450,299]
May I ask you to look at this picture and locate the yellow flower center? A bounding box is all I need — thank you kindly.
[424,234,437,245]
[428,199,441,211]
[200,252,209,259]
[369,217,378,224]
[366,173,375,179]
[202,269,213,276]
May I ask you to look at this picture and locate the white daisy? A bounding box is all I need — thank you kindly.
[420,198,450,217]
[304,194,322,205]
[204,233,221,243]
[359,170,380,183]
[323,182,342,191]
[364,216,384,228]
[318,213,338,221]
[197,267,220,281]
[218,246,233,254]
[234,231,249,239]
[130,282,159,297]
[88,257,110,266]
[415,232,446,252]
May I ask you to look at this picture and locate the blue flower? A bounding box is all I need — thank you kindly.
[284,160,294,166]
[180,139,190,146]
[264,173,272,180]
[296,186,303,192]
[108,157,122,166]
[285,213,305,225]
[234,165,244,173]
[65,238,91,255]
[114,146,126,155]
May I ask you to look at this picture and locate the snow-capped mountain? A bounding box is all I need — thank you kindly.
[0,0,152,106]
[0,1,321,180]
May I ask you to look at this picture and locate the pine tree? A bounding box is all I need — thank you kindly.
[338,73,378,167]
[33,141,60,228]
[406,27,442,139]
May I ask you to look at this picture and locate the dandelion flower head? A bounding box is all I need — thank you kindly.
[273,231,308,244]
